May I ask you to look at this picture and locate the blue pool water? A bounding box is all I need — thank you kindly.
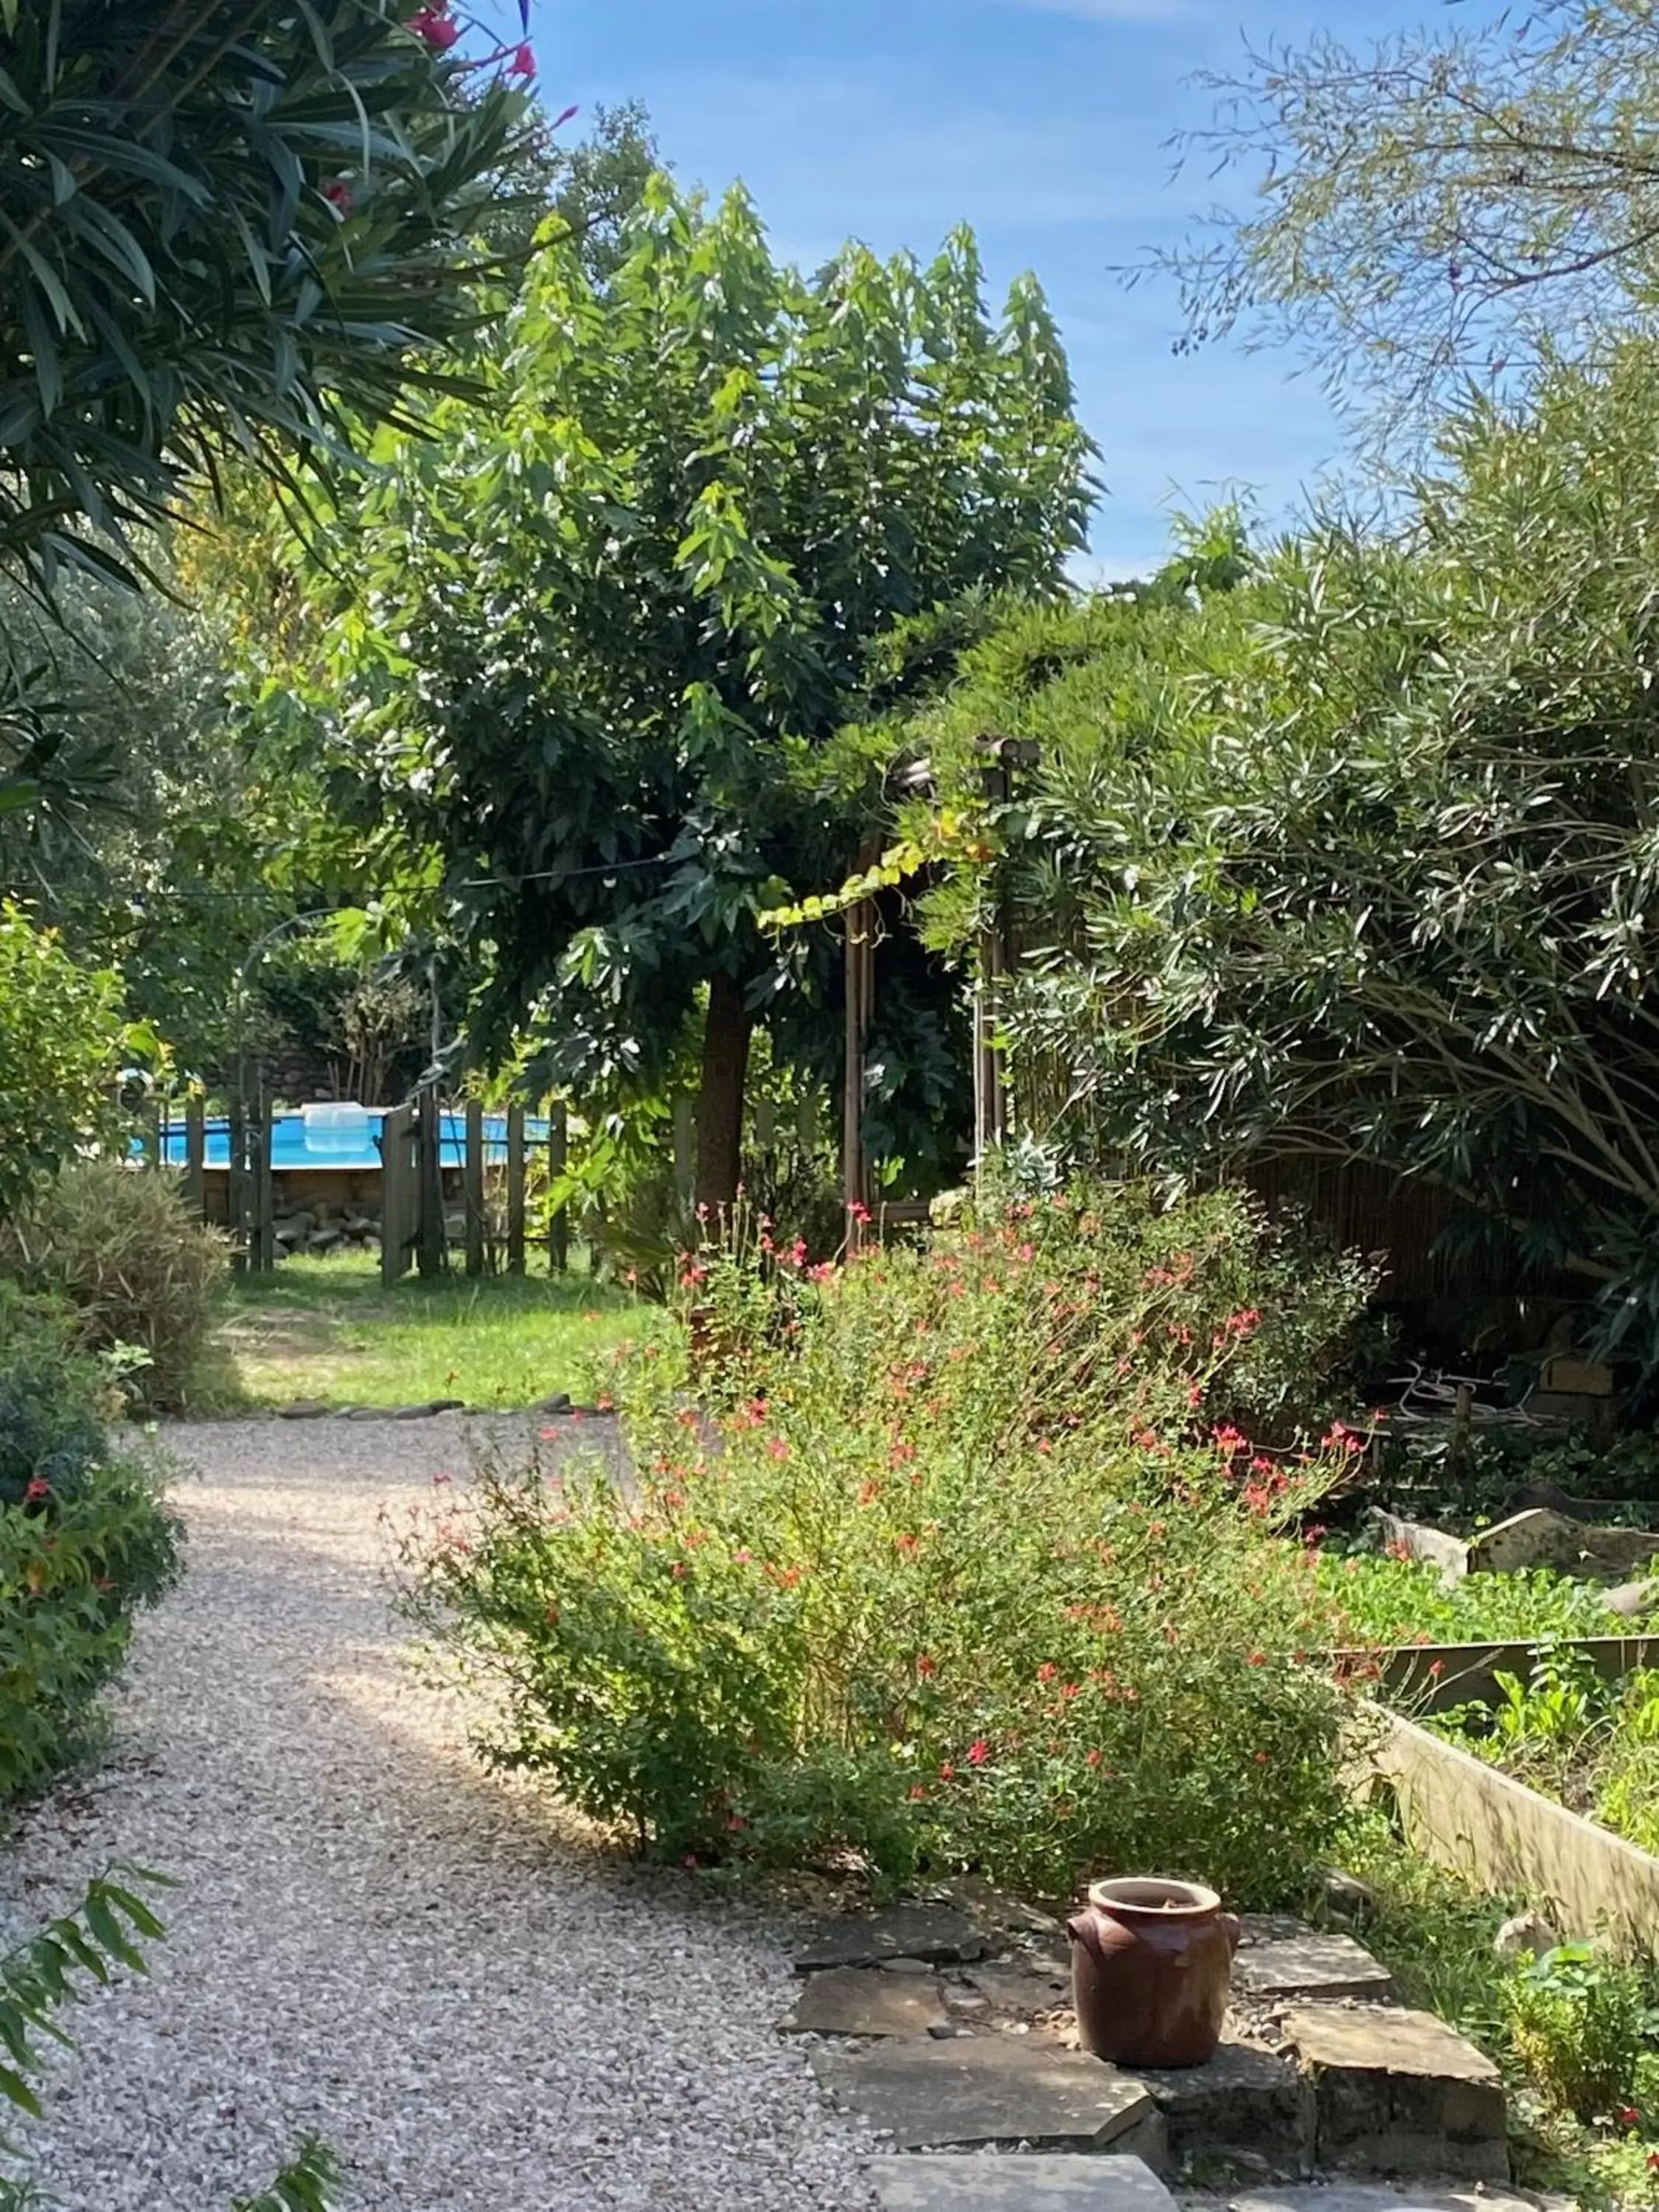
[146,1109,548,1173]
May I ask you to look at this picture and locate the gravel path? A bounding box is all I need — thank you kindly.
[0,1417,877,2212]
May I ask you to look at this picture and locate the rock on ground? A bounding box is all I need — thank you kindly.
[0,1416,876,2212]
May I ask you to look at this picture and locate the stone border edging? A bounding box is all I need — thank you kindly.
[272,1394,614,1422]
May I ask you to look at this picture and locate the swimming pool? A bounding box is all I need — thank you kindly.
[145,1107,549,1173]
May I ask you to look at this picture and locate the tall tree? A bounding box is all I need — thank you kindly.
[0,0,529,594]
[1160,0,1659,443]
[253,178,1096,1208]
[484,99,661,277]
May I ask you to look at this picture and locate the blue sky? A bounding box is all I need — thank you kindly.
[513,0,1450,577]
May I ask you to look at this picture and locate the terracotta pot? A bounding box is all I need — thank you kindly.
[1067,1877,1240,2067]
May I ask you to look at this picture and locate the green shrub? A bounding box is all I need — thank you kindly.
[1503,1944,1649,2124]
[1,1158,227,1413]
[0,1296,182,1801]
[0,908,123,1217]
[397,1181,1364,1905]
[1370,1424,1659,1532]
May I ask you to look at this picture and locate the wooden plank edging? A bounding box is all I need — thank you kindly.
[1335,1635,1659,1717]
[1367,1711,1659,1958]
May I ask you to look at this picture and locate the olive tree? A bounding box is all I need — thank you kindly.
[1159,0,1659,442]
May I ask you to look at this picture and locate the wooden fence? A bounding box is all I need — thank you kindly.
[378,1089,571,1285]
[148,1092,570,1281]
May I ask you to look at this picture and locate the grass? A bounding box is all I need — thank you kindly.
[198,1248,648,1411]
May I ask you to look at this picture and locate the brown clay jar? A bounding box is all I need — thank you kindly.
[1067,1877,1240,2067]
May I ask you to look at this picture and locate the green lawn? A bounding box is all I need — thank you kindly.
[202,1248,647,1411]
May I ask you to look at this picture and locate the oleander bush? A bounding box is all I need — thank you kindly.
[397,1182,1371,1905]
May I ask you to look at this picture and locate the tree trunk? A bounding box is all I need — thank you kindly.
[696,968,754,1222]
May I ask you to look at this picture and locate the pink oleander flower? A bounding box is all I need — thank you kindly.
[408,7,461,52]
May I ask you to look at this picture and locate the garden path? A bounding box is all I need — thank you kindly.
[0,1417,876,2212]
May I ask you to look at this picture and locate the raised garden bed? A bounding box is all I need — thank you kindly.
[1368,1708,1659,1961]
[1340,1634,1659,1717]
[1348,1632,1659,1958]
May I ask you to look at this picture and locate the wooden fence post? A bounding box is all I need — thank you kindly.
[844,896,874,1239]
[672,1096,696,1209]
[228,1095,248,1275]
[547,1102,568,1273]
[251,1088,276,1273]
[464,1098,486,1278]
[184,1099,206,1222]
[379,1103,416,1285]
[417,1083,445,1279]
[506,1103,526,1276]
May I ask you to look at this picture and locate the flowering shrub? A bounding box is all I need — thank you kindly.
[399,1183,1371,1903]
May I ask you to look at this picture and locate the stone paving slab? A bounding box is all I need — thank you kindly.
[795,1904,990,1972]
[870,2153,1178,2211]
[1124,2038,1312,2171]
[964,1959,1074,2014]
[781,1965,948,2038]
[1234,1915,1310,1948]
[1283,2007,1507,2183]
[812,2037,1159,2152]
[1234,1933,1395,2003]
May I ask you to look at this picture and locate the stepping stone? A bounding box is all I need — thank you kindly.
[811,2037,1161,2154]
[964,1959,1073,2017]
[1234,1932,1395,2003]
[534,1392,573,1414]
[952,1877,1067,1942]
[1234,1914,1310,1948]
[781,1966,948,2037]
[276,1399,330,1419]
[390,1399,466,1419]
[795,1902,990,1972]
[1283,2006,1507,2183]
[1318,1868,1377,1924]
[868,2152,1177,2211]
[1124,2037,1312,2171]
